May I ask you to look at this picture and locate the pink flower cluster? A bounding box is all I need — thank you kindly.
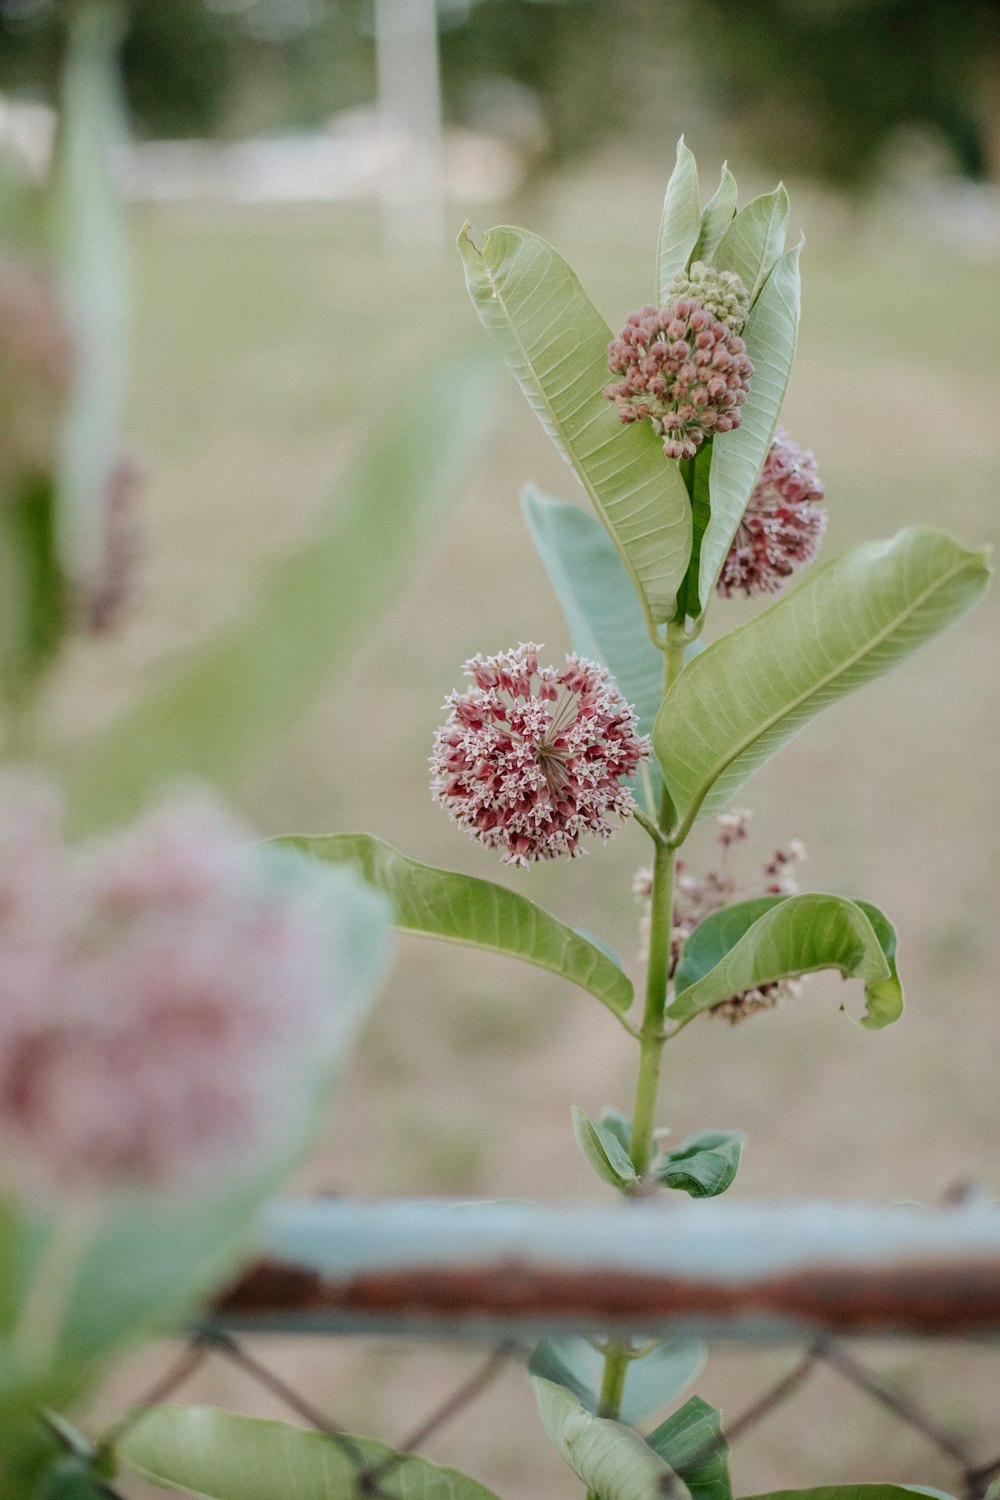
[431,645,649,867]
[605,271,754,460]
[0,783,329,1203]
[718,428,827,598]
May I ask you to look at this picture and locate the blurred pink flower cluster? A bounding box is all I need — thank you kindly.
[431,644,648,867]
[0,782,328,1203]
[718,428,827,598]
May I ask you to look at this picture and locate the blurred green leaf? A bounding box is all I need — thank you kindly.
[654,1130,745,1198]
[571,1106,639,1192]
[0,478,67,710]
[657,138,702,298]
[66,351,494,835]
[533,1377,690,1500]
[280,832,634,1017]
[53,1,129,588]
[693,166,738,266]
[656,528,992,832]
[712,186,789,304]
[744,1490,958,1500]
[115,1404,501,1500]
[646,1395,732,1500]
[697,240,801,607]
[669,893,901,1029]
[459,223,692,628]
[597,1106,632,1154]
[530,1335,706,1426]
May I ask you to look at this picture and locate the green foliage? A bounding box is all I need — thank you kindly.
[532,1377,690,1500]
[657,139,702,299]
[646,1396,732,1500]
[114,1404,501,1500]
[66,352,494,834]
[530,1337,706,1426]
[712,187,790,306]
[744,1491,958,1500]
[0,478,67,711]
[669,894,902,1029]
[691,165,738,269]
[571,1106,640,1192]
[654,1130,745,1199]
[458,222,692,628]
[656,528,992,832]
[280,832,634,1018]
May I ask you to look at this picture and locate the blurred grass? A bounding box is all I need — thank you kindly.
[69,160,1000,1498]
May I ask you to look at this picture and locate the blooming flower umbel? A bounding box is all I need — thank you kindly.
[0,782,331,1202]
[718,428,827,598]
[605,263,754,460]
[431,644,648,867]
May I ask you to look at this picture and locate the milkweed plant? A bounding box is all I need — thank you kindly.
[0,18,991,1490]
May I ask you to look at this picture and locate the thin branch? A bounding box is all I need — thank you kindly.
[102,1337,208,1446]
[725,1345,822,1445]
[816,1339,974,1466]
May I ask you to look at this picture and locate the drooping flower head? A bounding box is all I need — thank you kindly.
[0,782,332,1203]
[605,263,754,460]
[431,644,648,868]
[717,428,827,598]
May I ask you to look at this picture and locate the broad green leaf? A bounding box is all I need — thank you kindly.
[698,241,801,607]
[115,1405,501,1500]
[676,442,712,622]
[0,858,389,1377]
[668,894,901,1029]
[657,528,992,833]
[66,352,494,835]
[655,1130,745,1198]
[459,223,692,627]
[522,486,664,811]
[646,1396,732,1500]
[53,2,129,586]
[712,186,789,304]
[530,1336,705,1426]
[281,832,634,1017]
[744,1490,958,1500]
[657,138,702,298]
[597,1106,633,1154]
[571,1106,639,1192]
[693,165,738,265]
[533,1377,689,1500]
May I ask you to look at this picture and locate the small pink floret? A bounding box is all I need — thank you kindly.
[717,428,827,599]
[430,645,649,867]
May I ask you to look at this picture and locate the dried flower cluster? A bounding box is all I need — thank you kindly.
[431,644,649,868]
[718,428,827,598]
[605,266,754,460]
[633,809,807,1022]
[0,783,329,1202]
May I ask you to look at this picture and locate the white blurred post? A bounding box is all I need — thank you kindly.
[374,0,445,250]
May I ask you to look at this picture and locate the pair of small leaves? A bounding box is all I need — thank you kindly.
[572,1106,744,1201]
[529,1334,705,1427]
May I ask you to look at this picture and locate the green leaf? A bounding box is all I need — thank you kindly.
[65,351,494,835]
[53,2,129,586]
[657,138,702,298]
[115,1405,501,1500]
[459,223,692,628]
[697,240,801,606]
[655,1130,745,1198]
[0,478,68,708]
[692,165,738,266]
[597,1106,633,1154]
[533,1377,689,1500]
[743,1490,958,1500]
[522,486,664,810]
[656,528,992,833]
[281,832,634,1017]
[530,1336,706,1426]
[646,1396,732,1500]
[676,442,712,622]
[712,186,789,304]
[668,894,902,1029]
[571,1106,639,1192]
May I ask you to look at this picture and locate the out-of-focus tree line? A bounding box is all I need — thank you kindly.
[1,0,998,187]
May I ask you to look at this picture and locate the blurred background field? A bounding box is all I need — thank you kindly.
[3,0,1000,1494]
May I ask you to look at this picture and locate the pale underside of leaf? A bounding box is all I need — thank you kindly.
[692,164,738,266]
[657,137,702,299]
[533,1378,689,1500]
[712,185,789,303]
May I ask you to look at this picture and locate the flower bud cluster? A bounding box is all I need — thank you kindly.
[718,428,827,598]
[431,644,648,868]
[665,261,750,333]
[605,268,754,460]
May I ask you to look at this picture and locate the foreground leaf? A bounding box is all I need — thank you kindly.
[654,1130,745,1198]
[116,1405,500,1500]
[646,1396,732,1500]
[282,833,634,1017]
[692,165,738,266]
[712,186,789,305]
[657,138,702,297]
[572,1106,640,1192]
[656,528,992,832]
[66,352,494,834]
[668,894,902,1029]
[531,1337,705,1426]
[459,223,692,627]
[697,240,801,607]
[533,1378,689,1500]
[744,1490,957,1500]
